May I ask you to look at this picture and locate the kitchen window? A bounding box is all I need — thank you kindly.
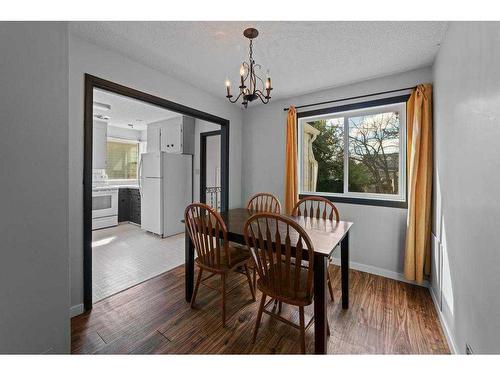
[106,139,139,180]
[298,96,407,207]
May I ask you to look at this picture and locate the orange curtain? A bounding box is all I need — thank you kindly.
[284,106,298,215]
[404,84,433,283]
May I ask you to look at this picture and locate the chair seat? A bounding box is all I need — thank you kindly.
[226,244,252,268]
[256,262,313,305]
[197,243,252,270]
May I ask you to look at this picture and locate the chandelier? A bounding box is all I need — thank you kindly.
[225,28,273,108]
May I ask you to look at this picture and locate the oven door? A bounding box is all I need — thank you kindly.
[92,189,118,218]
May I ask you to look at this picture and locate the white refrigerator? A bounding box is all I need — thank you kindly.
[139,152,192,237]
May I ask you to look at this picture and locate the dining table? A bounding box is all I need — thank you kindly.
[184,208,353,354]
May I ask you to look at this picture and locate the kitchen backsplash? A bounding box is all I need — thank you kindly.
[93,169,139,187]
[93,169,108,185]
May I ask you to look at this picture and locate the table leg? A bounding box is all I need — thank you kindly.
[341,231,349,309]
[314,253,328,354]
[185,231,194,302]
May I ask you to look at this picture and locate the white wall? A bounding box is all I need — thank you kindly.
[69,35,243,311]
[432,22,500,354]
[242,67,433,276]
[0,22,70,353]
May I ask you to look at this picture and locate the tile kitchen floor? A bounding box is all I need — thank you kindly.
[92,223,185,302]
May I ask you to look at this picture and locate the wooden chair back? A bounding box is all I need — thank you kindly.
[292,196,339,221]
[246,192,281,213]
[243,213,315,302]
[184,203,229,271]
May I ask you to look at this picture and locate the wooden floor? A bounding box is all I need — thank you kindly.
[72,264,450,354]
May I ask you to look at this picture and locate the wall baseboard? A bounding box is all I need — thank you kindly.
[429,286,458,354]
[330,257,430,288]
[70,303,84,318]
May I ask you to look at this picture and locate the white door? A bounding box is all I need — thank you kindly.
[93,120,107,169]
[147,125,161,153]
[205,134,221,211]
[141,177,162,235]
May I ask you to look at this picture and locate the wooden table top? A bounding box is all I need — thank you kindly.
[219,208,353,258]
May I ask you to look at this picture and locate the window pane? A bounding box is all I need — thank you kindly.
[348,111,400,194]
[106,141,139,179]
[301,118,344,193]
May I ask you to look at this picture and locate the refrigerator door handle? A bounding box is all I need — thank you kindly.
[138,157,143,196]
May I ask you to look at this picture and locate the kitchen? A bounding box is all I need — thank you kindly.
[91,88,209,302]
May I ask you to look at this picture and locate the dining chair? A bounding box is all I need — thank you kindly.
[185,203,256,327]
[244,212,330,354]
[292,196,339,302]
[246,192,282,213]
[246,192,282,290]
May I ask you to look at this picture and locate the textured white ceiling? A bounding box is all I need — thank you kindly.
[93,88,177,130]
[72,21,448,102]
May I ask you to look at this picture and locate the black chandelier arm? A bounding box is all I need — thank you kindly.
[255,90,271,104]
[242,61,250,79]
[227,91,244,104]
[254,73,266,92]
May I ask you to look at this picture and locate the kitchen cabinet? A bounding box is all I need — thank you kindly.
[146,125,161,153]
[118,188,130,222]
[160,121,181,153]
[146,116,194,154]
[129,189,141,225]
[118,187,141,225]
[93,120,108,169]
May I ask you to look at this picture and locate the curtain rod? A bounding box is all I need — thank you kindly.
[283,86,416,112]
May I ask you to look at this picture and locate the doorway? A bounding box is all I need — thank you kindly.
[91,88,190,303]
[83,74,230,310]
[200,131,222,211]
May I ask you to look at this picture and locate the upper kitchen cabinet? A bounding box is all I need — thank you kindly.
[146,124,161,153]
[146,116,194,155]
[93,119,108,169]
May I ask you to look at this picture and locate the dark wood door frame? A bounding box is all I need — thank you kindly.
[84,74,230,311]
[199,130,222,205]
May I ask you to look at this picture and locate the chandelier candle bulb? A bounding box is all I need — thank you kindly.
[240,66,245,88]
[265,77,271,89]
[225,79,231,97]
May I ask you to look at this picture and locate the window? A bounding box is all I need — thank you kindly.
[298,97,407,206]
[106,140,139,180]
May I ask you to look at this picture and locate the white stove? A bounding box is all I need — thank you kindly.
[92,186,118,230]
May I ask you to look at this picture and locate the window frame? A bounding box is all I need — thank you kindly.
[297,95,409,209]
[106,137,140,182]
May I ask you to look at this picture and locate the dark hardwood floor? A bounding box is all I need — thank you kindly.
[71,264,450,354]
